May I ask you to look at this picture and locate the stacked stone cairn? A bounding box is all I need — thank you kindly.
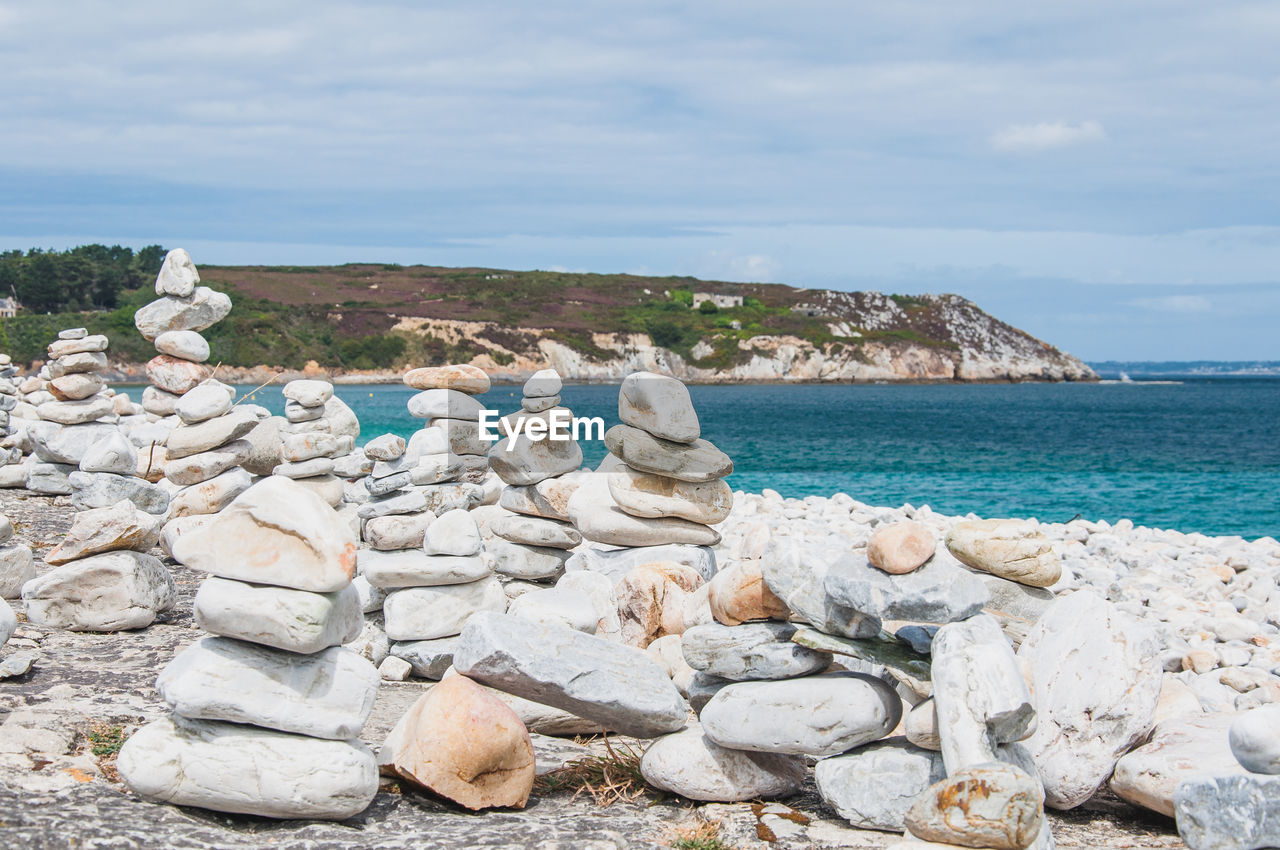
[134,248,230,425]
[274,379,352,509]
[24,328,119,496]
[159,379,255,523]
[0,355,26,487]
[486,368,587,590]
[403,364,493,495]
[117,476,379,820]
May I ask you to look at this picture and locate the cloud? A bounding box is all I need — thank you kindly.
[990,121,1107,153]
[1127,295,1212,313]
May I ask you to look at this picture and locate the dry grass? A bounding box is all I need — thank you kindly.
[665,820,733,850]
[532,736,652,807]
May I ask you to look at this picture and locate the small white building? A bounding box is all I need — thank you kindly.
[692,292,743,310]
[0,297,18,318]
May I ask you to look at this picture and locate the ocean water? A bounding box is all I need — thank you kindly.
[231,378,1280,540]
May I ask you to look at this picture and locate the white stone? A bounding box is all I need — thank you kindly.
[360,549,492,588]
[283,380,334,407]
[168,467,253,518]
[134,286,233,340]
[194,577,363,654]
[618,372,700,443]
[154,248,200,297]
[175,384,232,424]
[154,330,210,362]
[523,369,562,398]
[1229,705,1280,775]
[507,587,598,633]
[423,508,483,556]
[382,577,508,641]
[0,543,35,598]
[21,551,175,631]
[640,727,806,802]
[364,511,434,551]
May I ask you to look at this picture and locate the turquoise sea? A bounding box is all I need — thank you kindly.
[230,379,1280,540]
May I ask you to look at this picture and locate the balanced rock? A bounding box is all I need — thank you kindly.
[403,364,490,394]
[45,500,160,565]
[382,578,507,641]
[946,519,1061,588]
[194,577,363,654]
[618,372,700,443]
[867,521,936,574]
[608,465,732,524]
[604,425,732,483]
[681,621,830,681]
[134,286,233,340]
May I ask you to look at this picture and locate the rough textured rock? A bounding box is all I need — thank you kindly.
[640,727,806,802]
[117,715,377,820]
[1111,713,1247,817]
[488,433,583,487]
[172,477,359,593]
[157,637,379,740]
[379,675,535,811]
[945,519,1062,588]
[700,673,901,757]
[567,541,717,584]
[381,577,508,641]
[905,762,1045,850]
[1017,589,1162,810]
[68,471,171,515]
[568,476,720,547]
[615,561,703,647]
[708,560,789,626]
[21,551,175,631]
[760,535,882,639]
[134,286,233,340]
[45,500,160,565]
[617,372,700,443]
[608,465,732,524]
[1174,774,1280,850]
[453,611,689,738]
[816,738,946,831]
[360,549,492,588]
[824,551,989,624]
[403,364,491,394]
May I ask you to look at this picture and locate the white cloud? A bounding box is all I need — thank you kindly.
[1127,295,1212,313]
[990,120,1108,153]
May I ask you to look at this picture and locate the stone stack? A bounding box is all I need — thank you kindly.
[274,379,351,509]
[118,476,379,820]
[22,494,174,632]
[0,355,25,488]
[133,249,229,424]
[487,369,586,588]
[404,364,494,495]
[161,380,255,521]
[25,328,118,496]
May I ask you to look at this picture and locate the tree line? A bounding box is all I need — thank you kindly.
[0,244,166,314]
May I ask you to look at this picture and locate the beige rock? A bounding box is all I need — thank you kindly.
[905,698,943,751]
[568,476,721,547]
[49,373,104,401]
[868,521,937,575]
[146,355,212,396]
[45,500,161,565]
[165,408,259,459]
[1111,713,1246,817]
[172,476,358,592]
[168,467,252,518]
[136,444,168,482]
[403,365,491,395]
[364,512,434,551]
[608,465,732,524]
[708,561,789,626]
[615,562,703,648]
[379,675,534,810]
[905,763,1044,850]
[163,439,251,486]
[945,519,1061,588]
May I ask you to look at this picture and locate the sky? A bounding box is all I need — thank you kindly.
[2,1,1279,361]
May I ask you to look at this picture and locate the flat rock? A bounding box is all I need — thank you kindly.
[488,433,582,487]
[403,364,490,394]
[48,351,107,377]
[194,576,363,654]
[157,636,378,740]
[1174,774,1280,850]
[117,715,377,820]
[32,421,118,465]
[134,286,233,340]
[172,476,359,593]
[701,672,901,756]
[407,389,485,421]
[165,407,259,459]
[364,511,433,551]
[824,550,989,624]
[48,373,104,401]
[21,551,175,631]
[283,379,334,407]
[604,425,732,483]
[168,467,252,518]
[486,539,571,581]
[38,396,114,425]
[608,465,732,524]
[69,471,170,515]
[618,372,700,443]
[382,577,508,641]
[154,329,210,362]
[361,549,492,588]
[568,476,720,547]
[1017,589,1162,810]
[163,439,250,486]
[453,611,689,738]
[1111,713,1248,817]
[816,738,947,831]
[45,500,160,565]
[490,514,581,549]
[379,675,535,810]
[639,727,805,802]
[945,519,1062,588]
[682,621,830,681]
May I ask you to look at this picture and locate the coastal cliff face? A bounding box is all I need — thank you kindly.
[386,292,1094,383]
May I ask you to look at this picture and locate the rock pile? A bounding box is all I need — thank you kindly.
[0,354,22,484]
[274,379,352,508]
[160,380,255,521]
[487,369,585,587]
[119,476,379,820]
[134,249,229,423]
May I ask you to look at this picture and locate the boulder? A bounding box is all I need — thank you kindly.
[22,551,175,631]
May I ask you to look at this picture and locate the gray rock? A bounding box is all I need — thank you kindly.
[69,471,170,515]
[816,738,946,831]
[453,611,690,738]
[48,351,107,377]
[364,512,433,551]
[169,468,253,518]
[618,372,699,443]
[640,727,805,802]
[604,425,732,483]
[37,396,115,426]
[506,587,599,633]
[931,614,1035,773]
[1229,705,1280,775]
[134,286,233,340]
[390,637,458,679]
[357,489,430,519]
[382,577,507,640]
[761,535,882,638]
[406,389,484,421]
[78,431,138,474]
[701,672,901,756]
[25,462,76,495]
[682,622,830,681]
[491,514,581,549]
[363,433,406,461]
[323,395,361,441]
[824,550,989,623]
[567,475,720,547]
[1018,589,1162,810]
[566,543,716,583]
[523,368,562,398]
[0,650,35,678]
[21,551,175,631]
[0,543,35,598]
[32,421,118,465]
[500,482,572,521]
[487,539,571,581]
[194,577,363,654]
[489,433,583,487]
[157,637,378,740]
[241,415,284,476]
[360,549,492,588]
[117,715,377,820]
[1174,773,1280,850]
